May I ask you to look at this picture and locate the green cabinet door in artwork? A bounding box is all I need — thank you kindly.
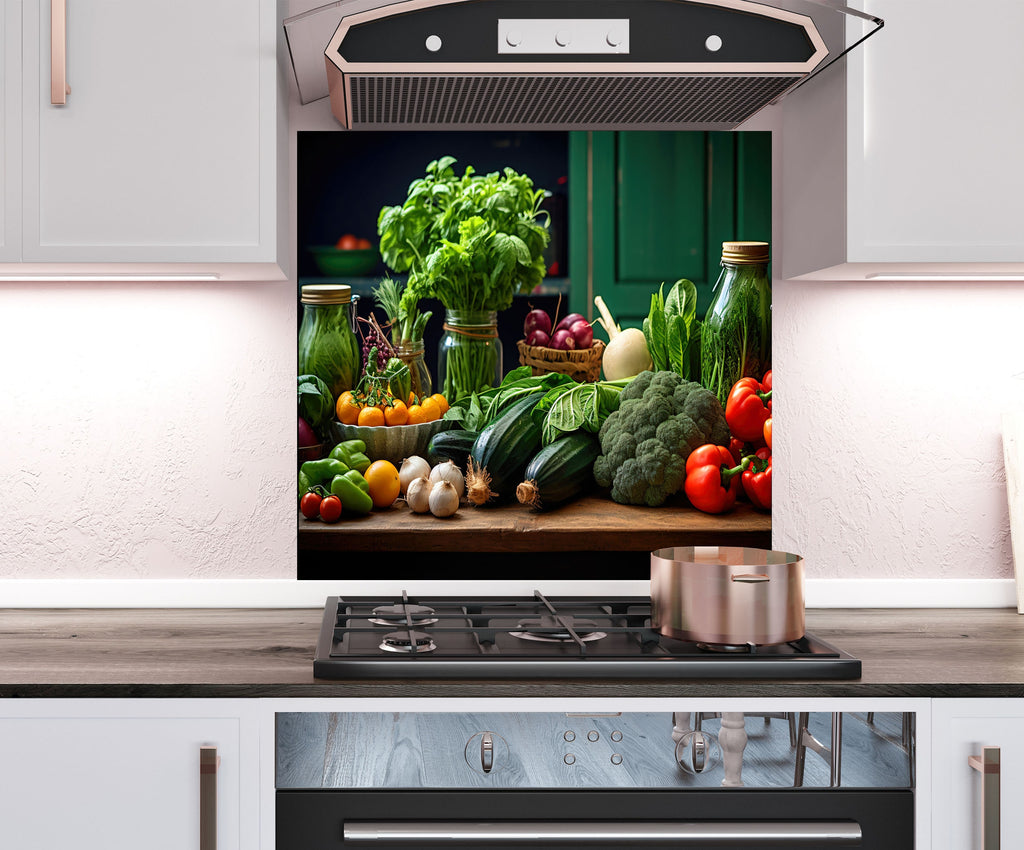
[568,131,771,330]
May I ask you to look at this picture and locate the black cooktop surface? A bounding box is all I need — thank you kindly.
[313,593,862,680]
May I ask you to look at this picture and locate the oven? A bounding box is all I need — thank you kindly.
[276,710,915,849]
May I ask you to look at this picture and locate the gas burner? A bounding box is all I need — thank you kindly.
[697,642,757,653]
[380,630,437,654]
[368,604,439,628]
[510,616,607,644]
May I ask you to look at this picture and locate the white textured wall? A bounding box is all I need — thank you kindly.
[773,279,1020,580]
[0,282,296,578]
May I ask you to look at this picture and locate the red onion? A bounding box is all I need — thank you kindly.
[298,416,317,447]
[569,319,593,349]
[523,308,552,338]
[526,328,551,347]
[554,312,586,334]
[551,328,576,351]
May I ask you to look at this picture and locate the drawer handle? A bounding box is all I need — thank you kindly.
[200,746,219,850]
[343,821,863,844]
[50,0,70,104]
[968,747,1000,850]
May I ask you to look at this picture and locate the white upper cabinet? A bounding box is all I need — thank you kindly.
[782,0,1024,279]
[4,0,284,272]
[0,0,20,262]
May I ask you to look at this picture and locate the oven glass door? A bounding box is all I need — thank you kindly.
[277,789,914,849]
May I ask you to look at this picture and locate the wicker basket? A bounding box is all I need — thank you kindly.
[517,339,605,382]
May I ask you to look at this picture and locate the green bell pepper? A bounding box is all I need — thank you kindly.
[330,470,373,515]
[300,458,349,489]
[329,440,371,474]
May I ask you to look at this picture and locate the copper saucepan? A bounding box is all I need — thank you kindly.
[650,546,805,646]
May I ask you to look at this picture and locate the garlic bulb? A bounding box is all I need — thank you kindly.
[429,459,465,499]
[428,479,460,518]
[399,456,432,495]
[405,476,432,514]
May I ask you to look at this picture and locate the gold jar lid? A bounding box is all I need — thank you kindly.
[721,241,770,265]
[301,283,352,305]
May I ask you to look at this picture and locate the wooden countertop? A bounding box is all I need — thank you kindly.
[2,608,1024,698]
[299,495,772,553]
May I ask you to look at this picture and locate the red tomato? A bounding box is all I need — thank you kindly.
[300,491,322,520]
[319,494,343,523]
[335,234,358,250]
[355,237,372,250]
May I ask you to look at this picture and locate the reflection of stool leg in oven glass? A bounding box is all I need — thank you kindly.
[719,712,748,787]
[670,711,693,744]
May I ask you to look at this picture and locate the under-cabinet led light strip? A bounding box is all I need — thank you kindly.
[867,273,1024,281]
[0,273,221,281]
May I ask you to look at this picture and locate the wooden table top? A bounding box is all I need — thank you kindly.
[2,607,1023,698]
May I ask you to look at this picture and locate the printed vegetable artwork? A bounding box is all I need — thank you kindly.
[298,375,335,443]
[725,374,773,442]
[643,279,701,382]
[378,156,551,400]
[683,444,751,514]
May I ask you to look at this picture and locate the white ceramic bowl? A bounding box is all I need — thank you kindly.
[331,419,453,466]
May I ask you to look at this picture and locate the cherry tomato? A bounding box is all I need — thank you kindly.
[319,494,343,523]
[355,237,372,250]
[300,490,323,520]
[335,233,358,250]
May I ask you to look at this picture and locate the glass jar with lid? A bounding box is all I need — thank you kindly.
[298,284,361,402]
[437,308,502,401]
[700,241,771,406]
[392,338,432,402]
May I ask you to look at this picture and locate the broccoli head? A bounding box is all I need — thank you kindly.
[593,370,730,506]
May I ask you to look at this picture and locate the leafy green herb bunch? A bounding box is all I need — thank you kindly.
[377,155,551,316]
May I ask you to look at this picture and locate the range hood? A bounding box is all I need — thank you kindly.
[284,0,882,130]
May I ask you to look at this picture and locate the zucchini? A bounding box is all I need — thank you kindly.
[516,432,600,510]
[428,429,478,469]
[467,392,544,504]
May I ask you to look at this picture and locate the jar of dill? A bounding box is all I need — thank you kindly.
[700,241,771,406]
[298,284,361,401]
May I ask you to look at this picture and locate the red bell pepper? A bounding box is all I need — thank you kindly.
[684,444,750,514]
[742,448,772,511]
[725,376,773,442]
[761,370,772,392]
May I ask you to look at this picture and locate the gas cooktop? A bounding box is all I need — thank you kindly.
[313,592,862,680]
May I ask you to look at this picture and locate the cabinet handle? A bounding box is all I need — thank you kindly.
[50,0,70,104]
[968,747,1000,850]
[200,746,219,850]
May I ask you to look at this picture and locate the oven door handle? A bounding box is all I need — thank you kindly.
[342,820,863,844]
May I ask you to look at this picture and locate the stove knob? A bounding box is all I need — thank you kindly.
[465,731,508,775]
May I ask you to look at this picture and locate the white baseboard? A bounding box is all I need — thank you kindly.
[0,577,1018,609]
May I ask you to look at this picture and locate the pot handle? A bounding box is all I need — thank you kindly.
[731,573,770,583]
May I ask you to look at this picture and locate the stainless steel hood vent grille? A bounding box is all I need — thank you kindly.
[348,74,802,129]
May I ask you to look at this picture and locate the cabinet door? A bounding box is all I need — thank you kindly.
[569,131,771,328]
[0,699,260,850]
[931,698,1024,850]
[847,0,1024,263]
[21,0,276,263]
[0,0,21,261]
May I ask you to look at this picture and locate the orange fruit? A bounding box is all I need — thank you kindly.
[336,392,361,425]
[384,399,409,426]
[429,393,449,415]
[364,460,400,508]
[419,396,441,422]
[406,404,429,425]
[357,406,385,427]
[407,391,417,408]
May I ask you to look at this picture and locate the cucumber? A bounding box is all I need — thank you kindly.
[427,429,478,469]
[467,392,544,504]
[516,432,600,510]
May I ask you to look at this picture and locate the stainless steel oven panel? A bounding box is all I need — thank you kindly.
[276,789,915,849]
[276,711,915,791]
